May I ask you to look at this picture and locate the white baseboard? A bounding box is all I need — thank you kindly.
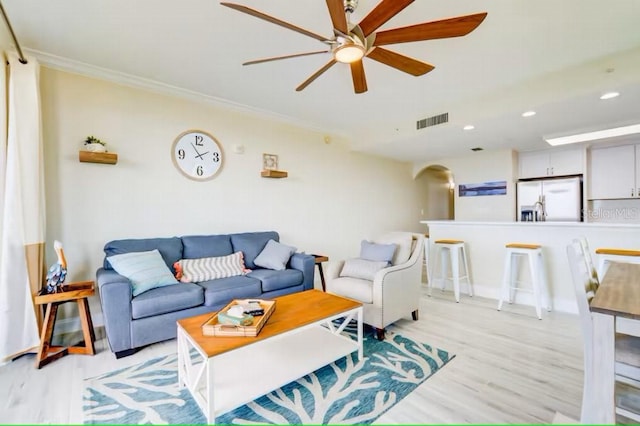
[432,281,579,314]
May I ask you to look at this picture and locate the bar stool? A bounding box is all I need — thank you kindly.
[498,243,550,319]
[430,239,472,302]
[594,248,640,281]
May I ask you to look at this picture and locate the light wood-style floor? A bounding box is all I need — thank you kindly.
[0,285,583,424]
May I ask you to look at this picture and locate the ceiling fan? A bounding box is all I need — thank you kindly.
[220,0,487,94]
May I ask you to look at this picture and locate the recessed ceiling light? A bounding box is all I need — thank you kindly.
[522,111,536,118]
[463,125,475,130]
[600,91,620,100]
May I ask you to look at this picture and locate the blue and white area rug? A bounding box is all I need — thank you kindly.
[83,330,454,424]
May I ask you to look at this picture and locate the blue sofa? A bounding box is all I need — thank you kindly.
[96,231,315,358]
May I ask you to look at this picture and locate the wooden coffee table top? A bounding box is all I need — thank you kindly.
[177,289,362,357]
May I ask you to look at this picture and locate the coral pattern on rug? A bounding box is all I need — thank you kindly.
[83,331,453,425]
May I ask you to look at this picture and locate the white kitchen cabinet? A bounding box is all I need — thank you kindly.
[519,148,584,179]
[588,144,638,200]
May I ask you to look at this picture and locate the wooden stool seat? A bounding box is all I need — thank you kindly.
[434,239,464,244]
[34,281,96,369]
[595,248,640,256]
[506,243,541,250]
[595,247,640,280]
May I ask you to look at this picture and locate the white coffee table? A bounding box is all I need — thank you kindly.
[176,289,363,423]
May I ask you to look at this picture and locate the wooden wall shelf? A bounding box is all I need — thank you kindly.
[261,170,288,178]
[79,151,118,165]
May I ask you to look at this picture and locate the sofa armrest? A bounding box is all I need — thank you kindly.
[96,267,133,353]
[289,253,315,291]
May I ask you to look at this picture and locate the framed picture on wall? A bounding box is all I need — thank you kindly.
[459,180,507,197]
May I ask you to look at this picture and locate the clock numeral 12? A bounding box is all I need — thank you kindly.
[195,135,204,146]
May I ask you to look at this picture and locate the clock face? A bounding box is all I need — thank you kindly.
[171,130,223,181]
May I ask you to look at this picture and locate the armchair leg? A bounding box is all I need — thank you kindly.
[412,310,419,321]
[374,328,385,341]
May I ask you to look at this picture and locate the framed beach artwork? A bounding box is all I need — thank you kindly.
[459,180,507,197]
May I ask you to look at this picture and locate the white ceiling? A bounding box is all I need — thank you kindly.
[3,0,640,163]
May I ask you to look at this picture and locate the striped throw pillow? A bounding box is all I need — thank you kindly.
[174,251,250,283]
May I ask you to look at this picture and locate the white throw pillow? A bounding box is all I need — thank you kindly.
[175,251,249,283]
[339,258,388,281]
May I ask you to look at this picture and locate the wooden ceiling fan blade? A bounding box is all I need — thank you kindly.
[221,2,330,43]
[350,60,368,94]
[244,50,329,66]
[358,0,414,37]
[374,12,487,46]
[326,0,348,34]
[296,59,337,91]
[366,47,434,76]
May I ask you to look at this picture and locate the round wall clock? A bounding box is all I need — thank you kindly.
[171,130,224,181]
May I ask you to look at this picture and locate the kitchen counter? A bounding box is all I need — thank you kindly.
[422,220,640,313]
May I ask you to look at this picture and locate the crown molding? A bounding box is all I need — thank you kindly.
[26,48,335,135]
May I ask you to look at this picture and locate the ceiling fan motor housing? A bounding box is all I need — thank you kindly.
[344,0,358,14]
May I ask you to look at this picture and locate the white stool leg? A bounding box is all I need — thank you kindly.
[461,245,473,296]
[539,251,551,312]
[529,251,542,319]
[451,246,461,303]
[440,247,449,292]
[498,251,511,311]
[509,254,518,303]
[424,238,431,286]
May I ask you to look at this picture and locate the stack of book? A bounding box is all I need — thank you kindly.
[239,301,264,316]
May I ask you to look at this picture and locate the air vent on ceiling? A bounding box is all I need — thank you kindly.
[416,112,449,130]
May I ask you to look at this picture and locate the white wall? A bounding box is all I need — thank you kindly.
[415,149,518,222]
[40,67,424,299]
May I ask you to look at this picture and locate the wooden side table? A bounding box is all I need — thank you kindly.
[312,255,329,291]
[34,280,96,369]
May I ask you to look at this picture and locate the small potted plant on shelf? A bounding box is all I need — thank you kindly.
[84,135,107,153]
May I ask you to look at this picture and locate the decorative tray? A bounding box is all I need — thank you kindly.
[202,299,276,337]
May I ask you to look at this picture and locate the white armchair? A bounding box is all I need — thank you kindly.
[326,232,424,340]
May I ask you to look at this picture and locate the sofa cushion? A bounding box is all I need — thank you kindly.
[107,249,179,296]
[340,258,388,281]
[328,277,373,304]
[230,231,279,269]
[174,252,249,282]
[374,232,413,265]
[103,237,183,273]
[182,234,233,259]
[196,275,262,307]
[131,283,204,319]
[248,268,303,292]
[254,239,296,271]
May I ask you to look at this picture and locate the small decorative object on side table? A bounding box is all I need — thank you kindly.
[312,254,329,291]
[34,281,96,369]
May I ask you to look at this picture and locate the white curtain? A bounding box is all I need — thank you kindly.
[0,52,46,365]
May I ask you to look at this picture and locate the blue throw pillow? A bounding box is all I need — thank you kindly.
[253,239,297,271]
[360,240,397,265]
[107,249,178,296]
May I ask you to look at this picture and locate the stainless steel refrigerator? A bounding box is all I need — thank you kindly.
[517,176,582,222]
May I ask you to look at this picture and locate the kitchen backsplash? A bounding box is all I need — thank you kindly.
[586,199,640,223]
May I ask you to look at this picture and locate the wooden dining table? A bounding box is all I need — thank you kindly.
[587,261,640,423]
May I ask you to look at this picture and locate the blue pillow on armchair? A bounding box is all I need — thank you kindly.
[360,240,397,265]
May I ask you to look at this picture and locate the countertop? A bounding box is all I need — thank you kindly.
[421,220,640,228]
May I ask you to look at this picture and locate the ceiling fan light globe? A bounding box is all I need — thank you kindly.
[334,44,365,63]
